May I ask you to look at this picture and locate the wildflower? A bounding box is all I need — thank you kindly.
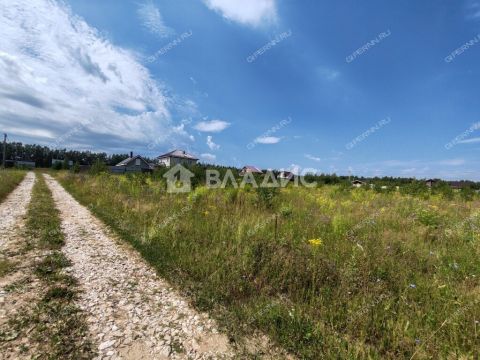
[308,238,323,246]
[409,284,416,288]
[204,211,209,216]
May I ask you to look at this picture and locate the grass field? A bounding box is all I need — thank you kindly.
[58,172,480,359]
[0,170,26,202]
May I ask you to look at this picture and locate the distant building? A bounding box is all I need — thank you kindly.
[239,165,263,176]
[448,181,467,190]
[425,179,436,188]
[352,180,365,188]
[15,160,35,169]
[157,150,198,167]
[112,152,153,174]
[277,171,295,181]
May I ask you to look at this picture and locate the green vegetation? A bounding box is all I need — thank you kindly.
[58,172,480,359]
[0,169,26,202]
[4,174,94,359]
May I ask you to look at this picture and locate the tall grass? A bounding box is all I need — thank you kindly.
[58,172,480,359]
[0,169,26,202]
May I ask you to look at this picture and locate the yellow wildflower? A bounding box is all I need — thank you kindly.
[204,211,209,216]
[308,238,323,246]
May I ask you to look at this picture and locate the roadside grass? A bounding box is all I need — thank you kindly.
[58,172,480,359]
[0,169,26,202]
[0,259,14,278]
[3,173,94,359]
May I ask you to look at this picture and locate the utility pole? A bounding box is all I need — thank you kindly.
[2,133,6,169]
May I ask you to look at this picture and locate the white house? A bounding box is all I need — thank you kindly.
[157,150,198,167]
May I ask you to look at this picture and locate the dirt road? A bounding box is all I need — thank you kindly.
[43,174,236,359]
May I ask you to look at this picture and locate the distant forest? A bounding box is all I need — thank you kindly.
[3,142,134,167]
[3,141,480,190]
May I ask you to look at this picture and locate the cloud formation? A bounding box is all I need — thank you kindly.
[137,0,174,37]
[206,135,220,150]
[194,119,230,132]
[305,154,321,162]
[0,0,192,153]
[201,153,216,161]
[254,136,281,144]
[203,0,277,27]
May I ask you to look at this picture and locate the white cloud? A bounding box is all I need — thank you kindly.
[316,67,340,81]
[459,137,480,144]
[437,158,466,166]
[194,119,230,132]
[305,154,321,162]
[137,1,174,37]
[466,0,480,19]
[203,0,277,27]
[254,136,281,144]
[206,135,220,150]
[201,153,216,161]
[0,0,193,153]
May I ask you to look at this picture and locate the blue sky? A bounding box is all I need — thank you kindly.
[1,0,480,179]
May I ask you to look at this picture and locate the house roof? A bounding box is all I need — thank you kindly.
[116,155,150,167]
[352,180,365,184]
[278,171,295,178]
[157,150,198,160]
[448,181,466,189]
[241,165,263,173]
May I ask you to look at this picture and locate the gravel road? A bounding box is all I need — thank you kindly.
[44,174,236,360]
[0,172,35,249]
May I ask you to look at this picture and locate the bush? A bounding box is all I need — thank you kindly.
[72,161,80,174]
[89,159,107,175]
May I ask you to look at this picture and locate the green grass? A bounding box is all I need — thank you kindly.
[58,172,480,359]
[0,169,26,202]
[2,173,94,359]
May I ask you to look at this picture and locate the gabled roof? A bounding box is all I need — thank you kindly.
[157,150,198,160]
[241,165,263,173]
[116,155,150,167]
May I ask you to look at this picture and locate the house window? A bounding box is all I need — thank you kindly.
[135,158,141,166]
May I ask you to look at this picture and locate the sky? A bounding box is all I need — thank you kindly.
[1,0,480,180]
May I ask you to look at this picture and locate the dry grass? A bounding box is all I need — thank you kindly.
[58,172,480,359]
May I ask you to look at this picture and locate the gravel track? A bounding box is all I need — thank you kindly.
[43,174,236,360]
[0,172,35,248]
